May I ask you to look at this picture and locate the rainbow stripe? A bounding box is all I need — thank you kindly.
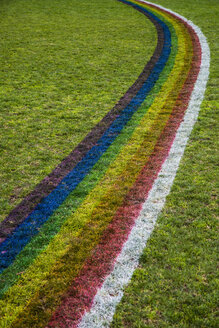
[0,1,209,327]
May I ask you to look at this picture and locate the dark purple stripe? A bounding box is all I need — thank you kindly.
[0,6,164,242]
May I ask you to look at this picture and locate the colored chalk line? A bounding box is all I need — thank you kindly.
[0,0,210,327]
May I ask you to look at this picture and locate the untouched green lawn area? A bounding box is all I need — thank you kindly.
[0,0,157,222]
[111,0,219,327]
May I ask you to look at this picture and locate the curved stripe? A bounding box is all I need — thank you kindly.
[0,1,210,327]
[76,1,210,327]
[0,6,172,272]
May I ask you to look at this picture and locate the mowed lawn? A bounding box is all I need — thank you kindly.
[111,0,219,327]
[0,0,156,222]
[0,0,218,327]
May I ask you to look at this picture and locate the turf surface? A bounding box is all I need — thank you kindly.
[0,0,156,222]
[111,1,219,327]
[0,0,218,327]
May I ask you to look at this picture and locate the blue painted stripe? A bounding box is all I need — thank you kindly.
[0,4,171,273]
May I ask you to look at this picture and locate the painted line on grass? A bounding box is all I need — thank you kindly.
[0,1,209,327]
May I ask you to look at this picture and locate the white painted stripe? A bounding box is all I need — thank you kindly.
[77,1,210,327]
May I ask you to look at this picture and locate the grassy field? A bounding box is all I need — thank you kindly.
[111,0,219,327]
[0,0,218,327]
[0,0,156,222]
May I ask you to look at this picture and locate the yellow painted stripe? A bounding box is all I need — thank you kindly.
[0,5,193,327]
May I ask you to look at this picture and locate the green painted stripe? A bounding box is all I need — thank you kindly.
[1,7,194,328]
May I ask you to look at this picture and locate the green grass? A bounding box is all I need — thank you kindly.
[1,0,218,326]
[111,0,219,327]
[0,0,157,222]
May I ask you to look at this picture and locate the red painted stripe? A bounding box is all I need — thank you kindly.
[46,9,201,328]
